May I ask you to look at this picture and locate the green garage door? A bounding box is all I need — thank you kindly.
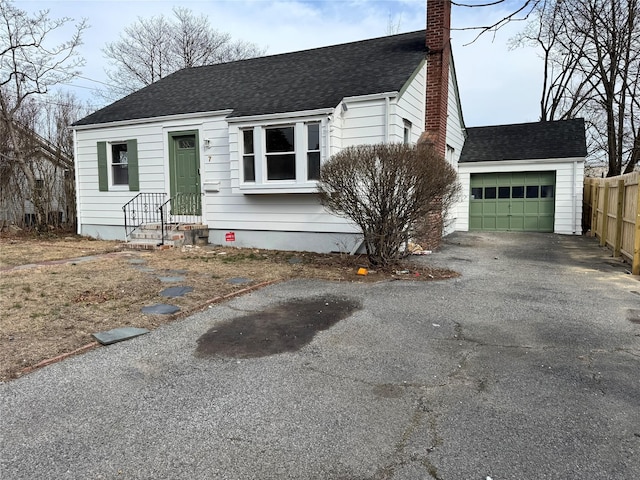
[469,171,556,232]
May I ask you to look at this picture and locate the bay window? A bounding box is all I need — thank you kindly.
[238,120,325,191]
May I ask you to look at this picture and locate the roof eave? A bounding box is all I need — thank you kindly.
[226,108,336,124]
[459,156,586,165]
[72,109,235,131]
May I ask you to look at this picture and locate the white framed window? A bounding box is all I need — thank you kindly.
[307,123,321,180]
[446,144,455,165]
[110,142,129,186]
[265,125,296,180]
[237,119,325,192]
[242,129,255,182]
[97,139,138,192]
[403,119,412,145]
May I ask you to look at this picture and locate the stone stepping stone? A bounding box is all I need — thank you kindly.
[168,269,188,274]
[128,259,146,265]
[141,303,181,315]
[157,276,186,283]
[92,327,150,345]
[227,277,252,285]
[288,257,303,264]
[160,286,193,298]
[68,255,100,265]
[132,266,154,272]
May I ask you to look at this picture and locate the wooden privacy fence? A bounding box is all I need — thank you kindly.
[583,172,640,275]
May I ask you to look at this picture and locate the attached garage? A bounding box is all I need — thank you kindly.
[453,119,587,235]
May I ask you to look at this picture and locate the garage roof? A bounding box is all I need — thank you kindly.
[459,118,587,162]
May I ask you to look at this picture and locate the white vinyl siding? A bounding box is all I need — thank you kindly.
[443,58,466,234]
[455,158,584,235]
[445,55,466,164]
[394,62,426,145]
[76,124,164,229]
[340,99,388,147]
[203,193,359,233]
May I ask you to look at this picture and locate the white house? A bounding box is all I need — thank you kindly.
[71,0,585,252]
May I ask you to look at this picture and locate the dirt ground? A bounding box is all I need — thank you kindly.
[0,233,457,382]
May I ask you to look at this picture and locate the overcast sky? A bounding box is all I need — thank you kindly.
[17,0,543,127]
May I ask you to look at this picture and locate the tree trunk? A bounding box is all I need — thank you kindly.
[624,128,640,174]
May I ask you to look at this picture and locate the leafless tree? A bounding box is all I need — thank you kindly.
[452,0,544,43]
[36,92,91,229]
[102,14,171,98]
[386,13,403,35]
[0,0,86,229]
[510,1,593,121]
[512,0,640,176]
[318,143,459,267]
[0,91,87,230]
[102,7,265,100]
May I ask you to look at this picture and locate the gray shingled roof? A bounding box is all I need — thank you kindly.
[74,30,427,127]
[459,118,587,162]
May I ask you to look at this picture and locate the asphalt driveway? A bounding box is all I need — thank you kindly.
[1,232,639,480]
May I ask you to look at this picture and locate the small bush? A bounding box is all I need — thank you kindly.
[318,143,459,266]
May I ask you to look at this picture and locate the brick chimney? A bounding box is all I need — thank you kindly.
[422,0,451,158]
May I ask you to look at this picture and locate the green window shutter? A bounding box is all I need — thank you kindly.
[127,139,139,191]
[97,141,108,191]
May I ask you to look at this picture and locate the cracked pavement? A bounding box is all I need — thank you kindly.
[1,232,639,479]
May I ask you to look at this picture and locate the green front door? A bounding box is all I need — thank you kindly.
[169,132,201,215]
[469,171,556,232]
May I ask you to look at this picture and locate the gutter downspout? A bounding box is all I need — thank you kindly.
[72,128,82,236]
[324,115,332,160]
[571,160,577,234]
[384,96,390,144]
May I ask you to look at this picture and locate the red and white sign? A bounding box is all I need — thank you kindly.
[225,232,235,242]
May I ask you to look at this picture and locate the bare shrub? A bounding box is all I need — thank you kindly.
[318,143,459,267]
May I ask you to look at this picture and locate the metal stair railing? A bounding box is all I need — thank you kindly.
[122,192,166,241]
[158,192,204,245]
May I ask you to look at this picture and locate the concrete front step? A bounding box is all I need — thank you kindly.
[136,223,208,231]
[125,223,209,249]
[130,231,185,241]
[122,238,175,250]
